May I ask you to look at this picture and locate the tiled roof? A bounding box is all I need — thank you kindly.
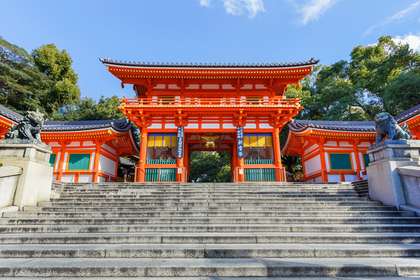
[0,105,23,123]
[394,104,420,123]
[100,57,320,68]
[43,119,132,133]
[119,157,136,166]
[289,119,375,133]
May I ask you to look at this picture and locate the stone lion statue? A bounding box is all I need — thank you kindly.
[374,112,412,143]
[5,108,45,145]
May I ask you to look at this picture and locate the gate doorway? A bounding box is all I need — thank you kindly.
[185,133,234,182]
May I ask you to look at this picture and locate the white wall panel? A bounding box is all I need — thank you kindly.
[344,174,358,182]
[305,155,321,175]
[328,174,341,182]
[99,155,116,176]
[61,175,75,182]
[78,175,92,183]
[202,123,220,129]
[223,123,235,129]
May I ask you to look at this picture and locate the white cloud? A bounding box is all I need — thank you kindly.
[393,33,420,53]
[199,0,265,18]
[364,1,420,36]
[288,0,338,25]
[200,0,212,7]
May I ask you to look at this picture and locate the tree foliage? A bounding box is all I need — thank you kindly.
[0,37,51,115]
[189,151,231,182]
[286,36,420,121]
[32,44,81,114]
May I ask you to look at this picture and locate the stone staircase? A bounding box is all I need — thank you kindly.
[0,181,420,279]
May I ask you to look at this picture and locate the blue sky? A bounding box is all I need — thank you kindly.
[1,0,420,100]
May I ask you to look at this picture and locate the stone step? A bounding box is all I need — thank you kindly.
[0,276,418,280]
[49,197,371,203]
[0,257,418,277]
[37,201,382,207]
[23,205,398,212]
[2,217,419,226]
[4,210,414,218]
[0,243,419,258]
[1,232,420,245]
[1,224,420,234]
[56,194,365,199]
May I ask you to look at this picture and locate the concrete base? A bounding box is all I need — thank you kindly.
[0,142,53,210]
[367,140,420,210]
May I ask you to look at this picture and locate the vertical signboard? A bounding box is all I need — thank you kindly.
[237,127,244,158]
[177,126,184,158]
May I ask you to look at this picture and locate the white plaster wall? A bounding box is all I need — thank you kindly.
[305,155,321,175]
[83,141,95,146]
[259,123,273,129]
[202,123,220,129]
[78,175,92,183]
[304,144,318,155]
[244,123,256,129]
[339,141,352,147]
[61,175,75,182]
[149,123,162,129]
[186,124,199,129]
[325,152,330,170]
[359,152,365,170]
[345,174,358,182]
[314,176,322,182]
[362,174,368,180]
[165,123,177,129]
[102,144,116,155]
[98,176,106,182]
[351,152,356,170]
[55,153,61,172]
[359,141,371,147]
[223,123,235,129]
[48,142,61,147]
[52,174,57,180]
[90,152,95,170]
[98,155,116,176]
[67,141,80,147]
[62,153,68,170]
[328,174,341,182]
[325,141,337,146]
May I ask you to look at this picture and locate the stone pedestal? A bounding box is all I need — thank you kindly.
[367,140,420,210]
[0,141,53,210]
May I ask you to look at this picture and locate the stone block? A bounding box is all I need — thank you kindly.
[0,166,22,209]
[367,140,420,209]
[398,166,420,209]
[0,142,53,210]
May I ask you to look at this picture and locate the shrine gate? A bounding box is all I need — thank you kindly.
[100,58,319,182]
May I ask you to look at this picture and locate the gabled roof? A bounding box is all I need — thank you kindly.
[289,119,375,133]
[394,103,420,123]
[100,57,320,68]
[0,105,23,123]
[43,119,132,133]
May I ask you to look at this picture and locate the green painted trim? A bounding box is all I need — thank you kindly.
[146,159,176,164]
[145,168,176,182]
[68,154,90,170]
[49,154,56,168]
[244,159,274,164]
[245,168,275,182]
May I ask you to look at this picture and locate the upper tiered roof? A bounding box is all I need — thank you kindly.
[0,105,24,123]
[99,57,320,68]
[43,119,132,133]
[288,119,375,133]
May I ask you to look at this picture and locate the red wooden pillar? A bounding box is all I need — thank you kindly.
[318,139,328,182]
[273,126,283,182]
[92,141,103,183]
[138,126,148,182]
[352,140,362,181]
[56,142,67,181]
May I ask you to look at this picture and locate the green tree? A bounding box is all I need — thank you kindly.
[189,151,231,182]
[32,44,81,114]
[0,37,51,115]
[51,95,125,121]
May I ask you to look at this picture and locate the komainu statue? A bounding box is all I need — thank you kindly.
[374,112,412,143]
[5,108,45,145]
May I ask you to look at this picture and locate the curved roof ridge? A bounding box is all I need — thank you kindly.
[43,118,132,133]
[100,57,320,68]
[394,103,420,123]
[0,105,24,123]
